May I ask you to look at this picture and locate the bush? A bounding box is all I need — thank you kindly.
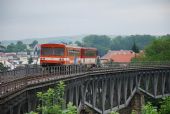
[142,102,158,114]
[110,111,119,114]
[27,81,77,114]
[159,97,170,114]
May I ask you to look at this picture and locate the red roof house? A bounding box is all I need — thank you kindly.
[101,50,135,63]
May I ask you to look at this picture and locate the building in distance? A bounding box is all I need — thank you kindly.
[101,50,135,63]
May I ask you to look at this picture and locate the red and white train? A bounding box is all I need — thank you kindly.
[40,43,97,66]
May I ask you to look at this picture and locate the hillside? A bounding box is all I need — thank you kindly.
[1,35,85,46]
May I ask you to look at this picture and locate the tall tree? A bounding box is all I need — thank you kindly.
[0,42,6,52]
[144,35,170,61]
[75,41,82,46]
[28,57,33,64]
[82,35,112,56]
[0,63,8,71]
[68,41,72,45]
[6,43,16,52]
[111,35,155,50]
[159,97,170,114]
[27,81,77,114]
[131,42,139,53]
[16,41,27,52]
[6,41,27,52]
[29,40,38,48]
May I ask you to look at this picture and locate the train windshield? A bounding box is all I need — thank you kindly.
[41,47,64,56]
[84,50,97,57]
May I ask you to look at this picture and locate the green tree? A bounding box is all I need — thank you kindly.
[131,42,139,53]
[68,41,73,45]
[82,35,112,56]
[29,40,38,48]
[6,43,16,52]
[26,111,38,114]
[28,81,77,114]
[75,41,82,46]
[142,102,158,114]
[159,97,170,114]
[6,41,27,52]
[28,57,33,64]
[16,41,27,52]
[27,49,31,55]
[80,35,156,56]
[110,111,119,114]
[131,110,136,114]
[144,35,170,61]
[0,42,6,52]
[64,102,77,114]
[0,62,8,72]
[111,35,155,50]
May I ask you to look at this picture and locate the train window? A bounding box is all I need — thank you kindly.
[54,48,64,56]
[68,50,80,56]
[84,50,96,57]
[41,47,64,56]
[41,47,53,56]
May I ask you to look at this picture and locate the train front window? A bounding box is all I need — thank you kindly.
[54,48,64,56]
[41,47,53,56]
[41,47,64,56]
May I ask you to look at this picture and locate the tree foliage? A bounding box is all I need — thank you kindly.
[26,111,38,114]
[29,40,38,48]
[74,41,82,46]
[131,42,139,53]
[75,35,156,56]
[28,57,33,64]
[6,43,16,52]
[111,35,155,51]
[0,62,8,72]
[82,35,112,56]
[141,97,170,114]
[144,35,170,61]
[110,111,119,114]
[6,41,27,52]
[159,97,170,114]
[28,81,77,114]
[142,102,158,114]
[0,42,6,52]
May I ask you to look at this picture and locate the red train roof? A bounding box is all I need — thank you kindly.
[81,47,97,50]
[40,43,97,50]
[66,45,81,49]
[41,43,66,47]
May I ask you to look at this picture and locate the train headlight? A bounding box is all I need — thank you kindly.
[41,58,45,60]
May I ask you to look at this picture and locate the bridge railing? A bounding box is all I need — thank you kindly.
[103,61,170,68]
[1,62,170,81]
[0,64,90,97]
[0,62,170,98]
[1,62,170,82]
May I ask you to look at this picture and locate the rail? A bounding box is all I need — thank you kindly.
[0,62,170,98]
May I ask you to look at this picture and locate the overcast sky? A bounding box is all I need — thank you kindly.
[0,0,170,41]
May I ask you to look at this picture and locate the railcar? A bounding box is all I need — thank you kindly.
[40,43,97,66]
[80,47,97,64]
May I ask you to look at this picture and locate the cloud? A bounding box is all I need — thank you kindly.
[0,0,170,40]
